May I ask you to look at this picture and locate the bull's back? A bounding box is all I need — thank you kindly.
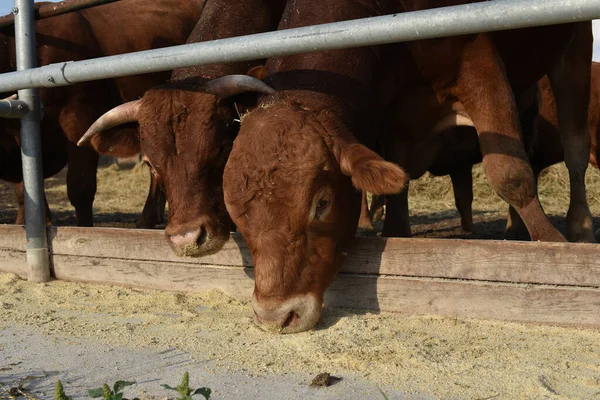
[81,0,203,57]
[492,23,588,94]
[81,0,205,101]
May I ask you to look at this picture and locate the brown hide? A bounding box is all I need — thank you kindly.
[530,62,600,172]
[0,0,204,226]
[379,59,599,239]
[377,19,592,241]
[86,0,286,255]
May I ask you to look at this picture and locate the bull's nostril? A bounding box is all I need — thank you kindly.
[282,311,298,328]
[197,226,207,245]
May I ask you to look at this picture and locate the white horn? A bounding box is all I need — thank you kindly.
[78,100,141,146]
[205,75,275,99]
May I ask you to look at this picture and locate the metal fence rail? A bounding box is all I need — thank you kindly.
[12,0,49,282]
[1,0,599,281]
[0,0,120,28]
[1,0,599,92]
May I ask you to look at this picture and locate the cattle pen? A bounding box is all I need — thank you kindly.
[1,0,600,330]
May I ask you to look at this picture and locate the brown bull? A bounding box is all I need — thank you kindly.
[223,0,408,333]
[0,0,204,226]
[78,0,286,256]
[223,0,591,333]
[427,62,600,240]
[379,22,593,242]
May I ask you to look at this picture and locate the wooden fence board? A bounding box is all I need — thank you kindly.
[0,248,27,277]
[344,237,600,287]
[0,225,27,252]
[326,275,600,327]
[1,225,599,286]
[51,255,255,295]
[47,226,252,267]
[1,224,600,327]
[15,252,600,328]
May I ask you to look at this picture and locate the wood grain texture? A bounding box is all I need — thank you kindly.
[1,224,600,326]
[326,275,600,327]
[47,226,252,267]
[0,225,27,252]
[1,225,599,286]
[0,248,28,278]
[343,237,600,287]
[51,254,255,296]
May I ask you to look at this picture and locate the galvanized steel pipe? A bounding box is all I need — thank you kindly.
[0,0,599,92]
[0,0,121,28]
[0,98,29,118]
[14,0,50,283]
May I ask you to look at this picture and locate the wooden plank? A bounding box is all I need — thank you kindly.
[44,226,600,286]
[0,225,27,252]
[325,275,600,327]
[47,226,253,267]
[52,255,255,296]
[344,237,600,287]
[47,254,600,328]
[0,248,27,278]
[1,225,600,287]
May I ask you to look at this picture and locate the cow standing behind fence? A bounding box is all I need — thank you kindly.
[222,1,592,333]
[78,0,287,256]
[0,0,205,227]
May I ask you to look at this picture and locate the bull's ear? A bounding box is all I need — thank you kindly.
[337,141,409,195]
[89,126,141,158]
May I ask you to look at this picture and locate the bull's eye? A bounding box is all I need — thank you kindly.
[315,195,331,219]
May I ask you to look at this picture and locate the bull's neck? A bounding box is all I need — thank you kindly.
[264,70,373,116]
[170,0,284,82]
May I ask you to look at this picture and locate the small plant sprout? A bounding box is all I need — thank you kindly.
[88,380,137,400]
[161,371,211,400]
[55,379,72,400]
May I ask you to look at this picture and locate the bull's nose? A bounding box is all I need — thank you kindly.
[166,226,208,256]
[252,294,321,334]
[254,309,299,329]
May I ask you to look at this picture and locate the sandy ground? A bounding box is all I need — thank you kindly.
[1,273,600,399]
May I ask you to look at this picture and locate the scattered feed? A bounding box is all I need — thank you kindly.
[1,272,599,399]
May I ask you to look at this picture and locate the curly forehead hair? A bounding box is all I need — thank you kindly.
[226,101,336,212]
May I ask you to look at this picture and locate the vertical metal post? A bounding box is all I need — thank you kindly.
[14,0,50,282]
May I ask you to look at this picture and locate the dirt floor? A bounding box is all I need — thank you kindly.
[1,161,599,239]
[2,272,600,399]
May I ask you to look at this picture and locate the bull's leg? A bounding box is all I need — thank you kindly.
[137,172,167,229]
[66,142,98,227]
[547,22,594,242]
[382,185,411,237]
[15,181,51,225]
[449,166,473,232]
[505,205,530,241]
[59,88,108,227]
[357,191,375,230]
[448,34,564,242]
[505,169,541,241]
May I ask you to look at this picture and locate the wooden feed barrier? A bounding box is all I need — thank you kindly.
[0,224,599,327]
